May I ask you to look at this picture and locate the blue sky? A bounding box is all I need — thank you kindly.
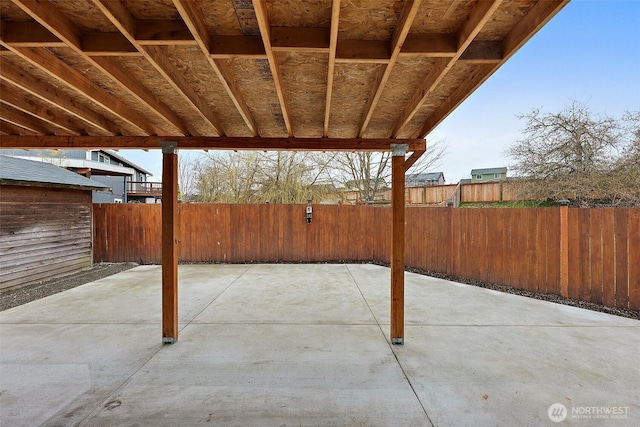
[120,0,640,183]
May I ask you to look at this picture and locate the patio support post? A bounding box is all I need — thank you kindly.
[390,143,408,345]
[161,141,178,344]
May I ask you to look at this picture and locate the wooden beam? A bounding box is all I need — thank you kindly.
[210,35,266,59]
[401,33,456,57]
[0,104,68,135]
[0,20,64,47]
[392,0,502,137]
[1,19,501,63]
[136,19,197,45]
[0,82,88,135]
[83,32,139,56]
[416,1,569,138]
[0,60,121,135]
[324,0,341,137]
[390,144,407,345]
[503,0,570,59]
[94,0,222,136]
[1,46,154,135]
[8,0,180,135]
[0,120,39,135]
[12,0,82,50]
[161,142,178,344]
[417,64,495,137]
[404,149,425,172]
[173,0,258,136]
[335,39,390,64]
[271,27,330,52]
[459,40,502,63]
[253,0,293,136]
[358,0,421,137]
[0,135,427,151]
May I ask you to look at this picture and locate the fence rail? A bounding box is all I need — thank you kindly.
[93,204,639,311]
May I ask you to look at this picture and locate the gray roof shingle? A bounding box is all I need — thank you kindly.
[0,155,109,190]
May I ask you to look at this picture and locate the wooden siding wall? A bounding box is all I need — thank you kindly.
[0,185,93,289]
[93,204,639,310]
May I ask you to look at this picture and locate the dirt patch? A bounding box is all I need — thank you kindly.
[0,263,138,312]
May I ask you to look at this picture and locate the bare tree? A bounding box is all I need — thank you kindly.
[178,152,198,201]
[332,138,447,203]
[506,102,631,206]
[192,151,336,203]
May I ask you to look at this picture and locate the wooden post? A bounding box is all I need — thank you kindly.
[161,141,178,344]
[559,200,569,298]
[390,143,407,345]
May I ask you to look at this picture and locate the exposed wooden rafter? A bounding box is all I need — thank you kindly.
[253,0,293,136]
[0,0,570,146]
[416,0,570,138]
[0,60,121,135]
[0,81,92,135]
[358,0,422,137]
[173,0,259,136]
[0,120,39,136]
[91,0,222,136]
[324,0,341,137]
[392,0,503,137]
[0,45,154,135]
[0,103,68,135]
[0,135,427,152]
[9,0,185,136]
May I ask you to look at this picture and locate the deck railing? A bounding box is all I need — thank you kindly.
[127,181,162,195]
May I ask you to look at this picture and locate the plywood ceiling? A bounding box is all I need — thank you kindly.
[0,0,569,151]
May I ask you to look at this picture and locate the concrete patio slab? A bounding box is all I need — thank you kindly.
[1,264,638,426]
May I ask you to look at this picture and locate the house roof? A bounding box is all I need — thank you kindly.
[0,0,569,161]
[471,167,508,175]
[0,155,109,191]
[96,150,153,176]
[407,172,444,181]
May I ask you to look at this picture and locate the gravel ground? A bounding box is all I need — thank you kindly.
[1,261,637,321]
[0,263,137,312]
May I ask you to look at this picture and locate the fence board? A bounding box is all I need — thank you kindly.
[589,210,604,304]
[614,210,629,309]
[93,204,637,310]
[628,209,640,310]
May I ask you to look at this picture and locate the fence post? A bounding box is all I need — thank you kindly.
[559,200,570,298]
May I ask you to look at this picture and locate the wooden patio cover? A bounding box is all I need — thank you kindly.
[0,0,569,344]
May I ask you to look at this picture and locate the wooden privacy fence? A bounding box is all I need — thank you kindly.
[94,204,639,310]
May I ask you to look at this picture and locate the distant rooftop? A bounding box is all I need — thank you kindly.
[407,172,444,181]
[0,155,109,191]
[470,167,507,175]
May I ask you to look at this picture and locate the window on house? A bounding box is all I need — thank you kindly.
[475,174,482,180]
[98,153,109,163]
[494,173,501,179]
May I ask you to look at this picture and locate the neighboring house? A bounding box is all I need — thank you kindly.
[0,155,109,290]
[0,149,159,203]
[406,172,445,187]
[470,167,507,182]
